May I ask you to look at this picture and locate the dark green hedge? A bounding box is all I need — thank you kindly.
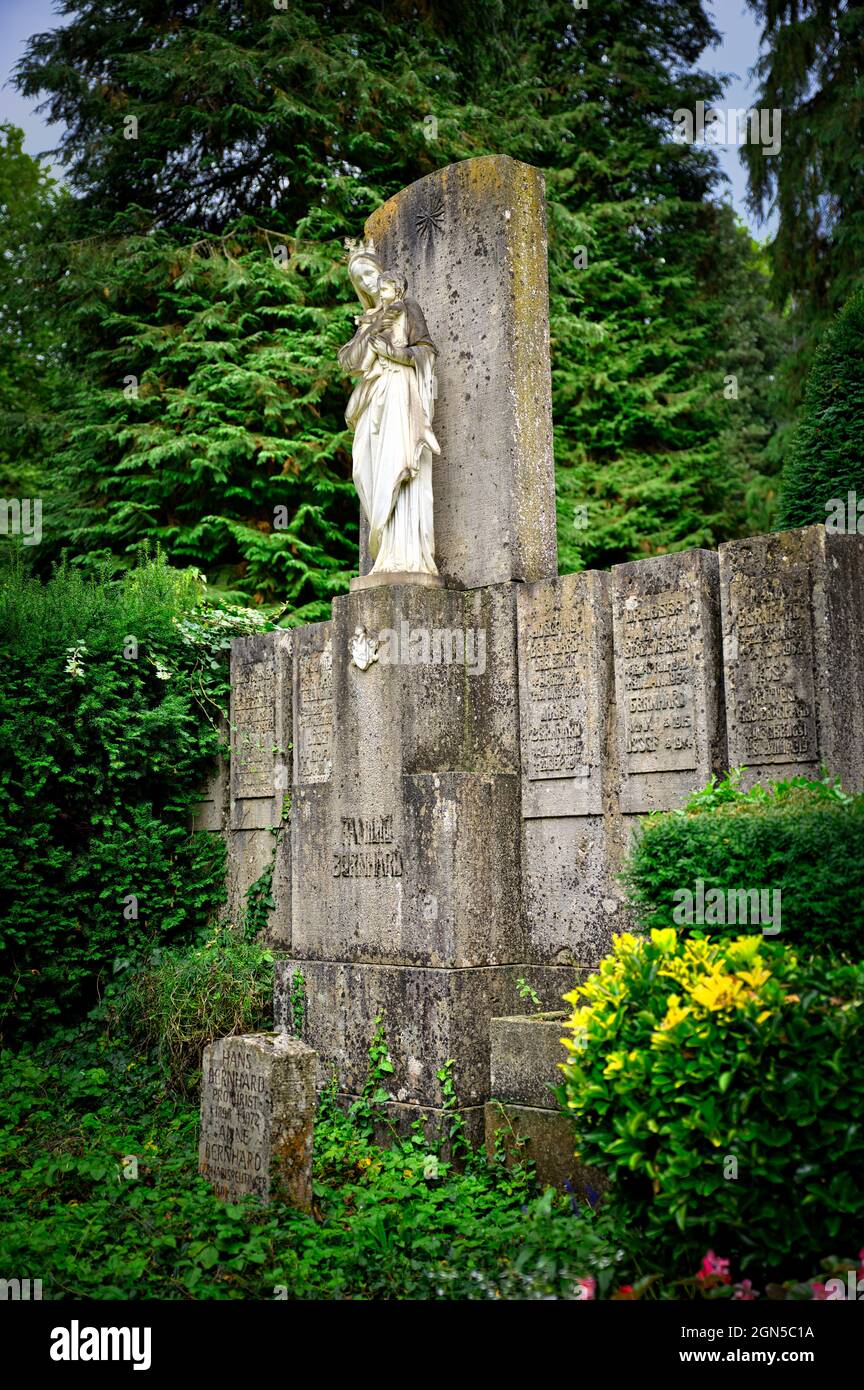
[626,775,864,955]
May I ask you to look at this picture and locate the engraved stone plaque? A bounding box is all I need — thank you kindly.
[296,628,334,785]
[720,526,864,788]
[618,585,698,776]
[612,550,725,813]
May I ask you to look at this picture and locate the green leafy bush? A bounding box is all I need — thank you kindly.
[112,930,274,1093]
[560,930,864,1275]
[626,773,864,955]
[0,557,265,1040]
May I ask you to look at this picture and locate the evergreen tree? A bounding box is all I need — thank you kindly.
[777,285,864,531]
[16,0,781,599]
[0,125,64,500]
[743,0,864,405]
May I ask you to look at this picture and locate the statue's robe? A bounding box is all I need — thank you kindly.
[339,298,439,574]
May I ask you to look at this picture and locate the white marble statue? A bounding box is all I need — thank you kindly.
[339,244,440,577]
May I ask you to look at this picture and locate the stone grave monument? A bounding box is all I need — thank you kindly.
[271,154,572,1138]
[221,154,864,1160]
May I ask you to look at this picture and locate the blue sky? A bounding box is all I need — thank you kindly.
[0,0,772,235]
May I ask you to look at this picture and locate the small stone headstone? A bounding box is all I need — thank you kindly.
[199,1033,316,1209]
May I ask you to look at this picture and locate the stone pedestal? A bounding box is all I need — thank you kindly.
[350,571,443,593]
[290,582,522,968]
[719,526,864,789]
[279,579,572,1122]
[199,1033,316,1209]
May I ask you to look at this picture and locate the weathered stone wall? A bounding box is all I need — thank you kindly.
[224,526,864,1134]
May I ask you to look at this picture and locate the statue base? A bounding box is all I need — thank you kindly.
[349,570,445,593]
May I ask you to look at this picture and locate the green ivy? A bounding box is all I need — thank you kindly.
[0,1024,626,1301]
[0,555,265,1040]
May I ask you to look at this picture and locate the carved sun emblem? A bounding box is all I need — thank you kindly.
[415,196,445,238]
[349,625,379,671]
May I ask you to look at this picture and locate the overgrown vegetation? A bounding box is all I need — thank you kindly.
[0,556,265,1041]
[778,285,864,530]
[112,930,274,1094]
[5,996,857,1302]
[0,1013,629,1301]
[743,0,864,408]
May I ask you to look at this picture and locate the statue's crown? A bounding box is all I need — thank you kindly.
[344,236,378,265]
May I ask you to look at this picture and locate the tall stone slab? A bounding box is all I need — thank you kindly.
[362,155,557,590]
[612,550,726,814]
[719,526,864,789]
[516,571,628,967]
[290,582,522,969]
[199,1033,316,1209]
[227,631,292,942]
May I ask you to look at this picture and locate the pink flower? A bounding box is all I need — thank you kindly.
[732,1279,757,1301]
[810,1283,829,1301]
[697,1250,731,1284]
[574,1276,596,1301]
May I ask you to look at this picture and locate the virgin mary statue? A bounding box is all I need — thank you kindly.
[338,244,440,577]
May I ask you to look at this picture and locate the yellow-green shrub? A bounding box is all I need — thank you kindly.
[559,930,864,1275]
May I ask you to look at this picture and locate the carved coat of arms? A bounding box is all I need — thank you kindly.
[349,626,379,671]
